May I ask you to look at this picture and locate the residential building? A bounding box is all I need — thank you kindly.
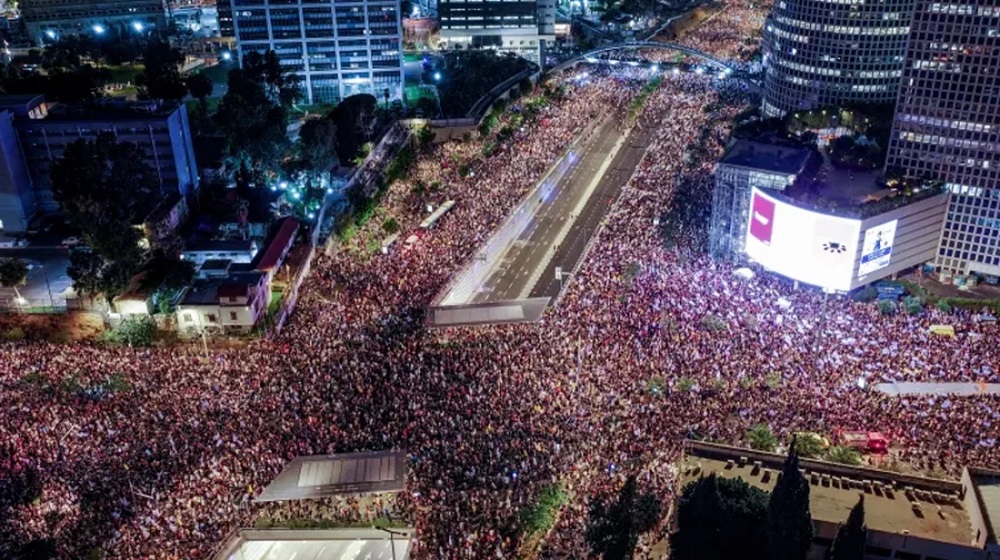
[252,217,300,281]
[709,140,814,259]
[176,271,270,335]
[181,239,259,268]
[19,0,167,45]
[682,441,1000,560]
[438,0,555,66]
[761,0,916,117]
[884,1,1000,279]
[0,95,199,214]
[230,0,404,105]
[0,110,35,234]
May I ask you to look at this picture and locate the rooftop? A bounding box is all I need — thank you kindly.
[213,528,413,560]
[257,451,407,503]
[682,441,973,546]
[254,217,300,272]
[13,98,181,123]
[968,467,1000,546]
[718,139,814,176]
[179,272,264,306]
[184,239,257,253]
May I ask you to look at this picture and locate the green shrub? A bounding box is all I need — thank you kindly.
[936,299,952,313]
[852,285,878,302]
[746,423,778,452]
[826,445,862,466]
[3,327,26,341]
[382,218,400,235]
[677,376,695,392]
[520,483,568,537]
[102,317,156,347]
[878,300,896,315]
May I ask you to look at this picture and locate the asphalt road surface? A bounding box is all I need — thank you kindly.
[531,121,653,299]
[470,118,636,303]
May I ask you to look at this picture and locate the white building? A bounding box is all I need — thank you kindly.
[175,271,270,336]
[438,0,555,66]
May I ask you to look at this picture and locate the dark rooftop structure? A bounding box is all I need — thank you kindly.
[967,467,1000,548]
[718,139,814,176]
[256,451,407,503]
[179,271,264,306]
[253,217,300,273]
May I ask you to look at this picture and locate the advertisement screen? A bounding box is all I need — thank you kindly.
[744,188,861,291]
[858,220,898,277]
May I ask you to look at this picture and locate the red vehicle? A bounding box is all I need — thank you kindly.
[835,429,889,454]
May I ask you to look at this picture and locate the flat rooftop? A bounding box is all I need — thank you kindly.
[257,451,407,503]
[718,139,813,176]
[968,467,1000,545]
[682,444,973,546]
[213,528,413,560]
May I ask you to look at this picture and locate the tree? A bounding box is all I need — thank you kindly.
[185,72,215,133]
[586,475,662,560]
[0,258,29,302]
[137,39,187,101]
[826,446,862,466]
[746,423,779,452]
[828,497,866,560]
[767,447,814,560]
[331,93,378,164]
[382,87,391,110]
[672,474,770,560]
[214,50,301,175]
[50,134,158,298]
[791,433,826,458]
[298,117,338,173]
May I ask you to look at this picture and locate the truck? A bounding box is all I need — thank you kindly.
[835,429,889,454]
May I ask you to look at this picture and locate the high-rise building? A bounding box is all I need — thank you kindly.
[218,0,234,37]
[0,95,199,215]
[0,110,35,234]
[230,0,404,105]
[761,0,915,117]
[885,1,1000,277]
[438,0,555,66]
[19,0,167,45]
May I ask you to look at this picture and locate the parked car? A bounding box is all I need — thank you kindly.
[61,236,82,247]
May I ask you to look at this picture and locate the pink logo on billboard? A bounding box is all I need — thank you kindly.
[749,193,775,244]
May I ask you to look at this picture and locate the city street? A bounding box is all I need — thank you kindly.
[0,248,72,309]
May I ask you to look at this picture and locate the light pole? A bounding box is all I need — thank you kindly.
[374,526,406,560]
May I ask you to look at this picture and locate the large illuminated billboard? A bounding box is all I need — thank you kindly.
[744,188,861,291]
[858,220,898,277]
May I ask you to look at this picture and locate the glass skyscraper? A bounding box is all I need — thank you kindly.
[438,0,555,66]
[231,0,404,105]
[886,1,1000,277]
[761,0,915,117]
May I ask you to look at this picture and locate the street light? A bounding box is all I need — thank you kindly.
[433,71,442,82]
[45,30,57,40]
[93,24,105,34]
[221,51,232,61]
[132,21,144,32]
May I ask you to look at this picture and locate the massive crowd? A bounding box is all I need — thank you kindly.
[2,2,1000,559]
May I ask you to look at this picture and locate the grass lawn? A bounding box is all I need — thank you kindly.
[403,51,424,63]
[105,64,144,84]
[106,86,138,99]
[198,62,234,85]
[404,84,437,103]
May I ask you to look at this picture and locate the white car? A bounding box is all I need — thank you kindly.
[61,236,82,247]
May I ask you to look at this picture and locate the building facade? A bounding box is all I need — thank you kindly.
[230,0,404,105]
[438,0,555,66]
[709,140,813,259]
[885,1,1000,277]
[19,0,167,45]
[2,97,199,214]
[761,0,915,117]
[0,111,35,234]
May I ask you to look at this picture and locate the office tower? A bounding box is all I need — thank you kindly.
[761,0,915,117]
[885,1,1000,277]
[218,0,234,37]
[231,0,404,105]
[19,0,167,45]
[0,95,199,214]
[438,0,555,66]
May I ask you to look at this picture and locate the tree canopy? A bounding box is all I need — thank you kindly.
[767,447,814,560]
[586,475,663,560]
[50,133,158,298]
[331,93,377,164]
[137,39,187,102]
[672,473,770,560]
[828,497,866,560]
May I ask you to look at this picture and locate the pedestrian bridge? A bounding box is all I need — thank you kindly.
[549,41,760,89]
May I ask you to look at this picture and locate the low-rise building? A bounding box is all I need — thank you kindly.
[0,110,35,234]
[19,0,167,46]
[253,217,300,282]
[175,271,270,335]
[181,239,258,268]
[681,441,1000,560]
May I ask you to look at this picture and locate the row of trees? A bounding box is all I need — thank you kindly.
[673,448,868,560]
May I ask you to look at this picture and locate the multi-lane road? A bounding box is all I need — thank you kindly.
[464,116,650,304]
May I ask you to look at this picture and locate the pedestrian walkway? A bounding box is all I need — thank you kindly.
[875,382,1000,396]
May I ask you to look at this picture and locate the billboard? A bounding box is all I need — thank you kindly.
[858,220,898,277]
[744,188,861,291]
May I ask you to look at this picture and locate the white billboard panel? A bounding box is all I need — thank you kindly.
[744,188,861,291]
[858,220,898,277]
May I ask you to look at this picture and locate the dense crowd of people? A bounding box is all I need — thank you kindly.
[2,2,999,559]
